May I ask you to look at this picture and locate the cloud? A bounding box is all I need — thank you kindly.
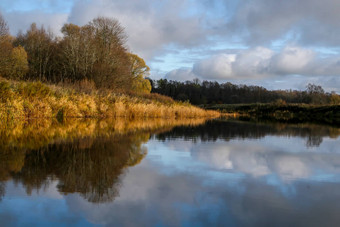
[3,10,68,35]
[165,45,340,92]
[270,46,316,75]
[2,0,340,55]
[227,0,340,46]
[231,46,274,78]
[165,68,196,81]
[0,0,72,13]
[60,135,340,226]
[1,0,214,60]
[188,135,340,182]
[66,0,211,59]
[193,54,236,80]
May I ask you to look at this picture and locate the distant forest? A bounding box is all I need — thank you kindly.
[151,79,340,105]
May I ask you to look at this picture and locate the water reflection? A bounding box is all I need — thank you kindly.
[0,182,4,202]
[154,120,340,182]
[188,141,340,181]
[156,119,340,147]
[0,118,206,203]
[10,134,148,203]
[0,119,340,226]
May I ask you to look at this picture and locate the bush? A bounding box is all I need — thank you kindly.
[0,81,12,102]
[17,81,51,98]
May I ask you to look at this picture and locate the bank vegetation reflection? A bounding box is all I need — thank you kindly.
[157,119,340,147]
[0,118,207,203]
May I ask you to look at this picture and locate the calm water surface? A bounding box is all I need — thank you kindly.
[1,119,340,226]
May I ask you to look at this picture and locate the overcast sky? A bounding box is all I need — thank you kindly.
[1,0,340,92]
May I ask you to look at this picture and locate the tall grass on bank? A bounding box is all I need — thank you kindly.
[0,78,219,122]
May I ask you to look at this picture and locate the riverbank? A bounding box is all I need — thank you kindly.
[0,78,219,122]
[204,103,340,125]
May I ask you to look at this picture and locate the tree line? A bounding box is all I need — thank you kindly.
[0,13,151,93]
[151,79,340,105]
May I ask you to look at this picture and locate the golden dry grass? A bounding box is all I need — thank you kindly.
[0,78,220,122]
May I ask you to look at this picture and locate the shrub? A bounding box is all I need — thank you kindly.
[0,81,11,102]
[17,82,51,98]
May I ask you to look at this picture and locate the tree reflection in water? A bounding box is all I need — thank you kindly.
[0,118,206,203]
[156,119,340,147]
[0,182,4,202]
[11,134,148,203]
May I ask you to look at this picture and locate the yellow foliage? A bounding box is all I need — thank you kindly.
[9,46,29,79]
[330,93,340,105]
[0,36,28,80]
[128,53,152,94]
[132,74,152,93]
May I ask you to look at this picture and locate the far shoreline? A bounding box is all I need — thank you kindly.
[205,103,340,126]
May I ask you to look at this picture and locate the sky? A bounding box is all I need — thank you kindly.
[1,0,340,92]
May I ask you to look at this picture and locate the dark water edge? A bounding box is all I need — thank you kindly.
[206,104,340,126]
[0,118,340,226]
[157,118,340,146]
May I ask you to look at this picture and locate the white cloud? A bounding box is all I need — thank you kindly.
[66,0,210,60]
[274,156,310,181]
[166,45,340,92]
[227,0,340,47]
[3,11,68,36]
[232,46,273,78]
[193,54,235,80]
[188,136,340,182]
[1,0,212,60]
[270,46,315,75]
[165,68,196,81]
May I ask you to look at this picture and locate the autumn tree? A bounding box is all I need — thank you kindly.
[306,83,327,104]
[0,13,9,38]
[0,14,28,79]
[15,23,55,81]
[306,83,325,94]
[58,23,96,82]
[8,46,29,79]
[330,91,340,104]
[90,17,132,90]
[0,14,11,76]
[0,37,12,77]
[128,53,151,93]
[58,17,133,90]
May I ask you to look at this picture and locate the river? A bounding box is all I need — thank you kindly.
[0,118,339,226]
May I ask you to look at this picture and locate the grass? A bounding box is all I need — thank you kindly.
[0,78,219,122]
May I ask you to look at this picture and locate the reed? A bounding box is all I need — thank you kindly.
[0,78,220,122]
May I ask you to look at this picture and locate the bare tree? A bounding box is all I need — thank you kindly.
[0,13,12,76]
[59,23,96,81]
[0,13,9,37]
[90,17,131,89]
[15,23,55,81]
